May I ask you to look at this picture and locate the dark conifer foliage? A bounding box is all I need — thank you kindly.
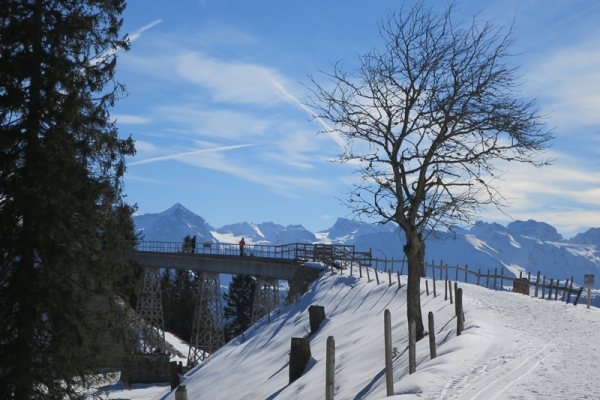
[0,0,136,398]
[223,275,255,340]
[161,269,197,341]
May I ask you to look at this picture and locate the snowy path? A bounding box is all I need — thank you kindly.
[437,284,600,400]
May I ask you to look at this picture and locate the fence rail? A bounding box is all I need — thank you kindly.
[359,257,585,305]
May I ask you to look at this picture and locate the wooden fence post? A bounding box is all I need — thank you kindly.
[425,280,429,296]
[388,270,392,286]
[397,272,402,289]
[500,268,504,291]
[493,268,498,291]
[486,270,490,289]
[548,278,554,299]
[170,361,180,390]
[449,280,453,304]
[428,312,436,360]
[541,276,546,299]
[555,280,560,300]
[456,288,464,336]
[444,276,448,301]
[366,267,371,282]
[175,385,188,400]
[384,310,393,397]
[326,336,335,400]
[477,269,481,286]
[439,261,443,280]
[309,305,326,336]
[454,282,458,316]
[375,268,380,285]
[409,321,416,374]
[455,265,459,281]
[433,276,437,298]
[574,287,584,306]
[534,271,540,298]
[464,265,469,283]
[290,338,311,383]
[566,277,574,304]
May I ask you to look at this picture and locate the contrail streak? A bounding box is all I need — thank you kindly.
[129,20,162,42]
[128,144,256,166]
[272,81,351,155]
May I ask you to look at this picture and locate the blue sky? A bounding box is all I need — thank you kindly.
[114,0,600,238]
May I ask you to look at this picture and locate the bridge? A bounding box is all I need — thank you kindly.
[129,241,374,366]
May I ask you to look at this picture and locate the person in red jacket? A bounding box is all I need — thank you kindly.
[239,237,245,257]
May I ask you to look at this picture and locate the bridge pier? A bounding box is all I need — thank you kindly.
[134,268,166,354]
[187,272,225,366]
[251,278,280,324]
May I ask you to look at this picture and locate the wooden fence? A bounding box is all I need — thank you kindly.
[347,258,585,306]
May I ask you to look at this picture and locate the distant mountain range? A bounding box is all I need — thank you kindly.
[133,203,600,290]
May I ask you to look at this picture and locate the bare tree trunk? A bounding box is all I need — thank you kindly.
[404,231,425,341]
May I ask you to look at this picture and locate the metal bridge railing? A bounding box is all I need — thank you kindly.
[131,241,368,266]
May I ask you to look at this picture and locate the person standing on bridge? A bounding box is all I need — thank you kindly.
[239,237,245,257]
[191,235,196,254]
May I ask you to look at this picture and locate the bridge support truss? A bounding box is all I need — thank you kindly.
[187,272,225,366]
[134,268,166,353]
[251,278,280,324]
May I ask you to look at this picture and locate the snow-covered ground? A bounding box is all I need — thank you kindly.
[98,269,600,399]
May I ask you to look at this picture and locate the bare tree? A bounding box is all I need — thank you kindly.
[307,1,552,340]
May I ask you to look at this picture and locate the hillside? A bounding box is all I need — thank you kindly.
[102,270,600,399]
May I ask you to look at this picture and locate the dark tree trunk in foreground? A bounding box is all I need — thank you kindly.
[308,1,552,341]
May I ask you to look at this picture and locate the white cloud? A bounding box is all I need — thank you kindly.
[113,114,151,125]
[154,106,273,140]
[525,38,600,130]
[176,52,295,106]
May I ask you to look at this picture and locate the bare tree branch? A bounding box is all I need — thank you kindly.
[306,1,552,340]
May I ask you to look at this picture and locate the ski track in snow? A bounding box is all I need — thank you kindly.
[439,285,600,400]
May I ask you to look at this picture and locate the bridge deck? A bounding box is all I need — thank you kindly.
[130,251,305,280]
[129,241,381,280]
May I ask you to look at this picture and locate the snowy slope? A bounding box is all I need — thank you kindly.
[101,270,600,399]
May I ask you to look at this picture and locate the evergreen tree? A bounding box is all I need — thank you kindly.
[223,275,255,340]
[161,269,197,341]
[0,1,136,398]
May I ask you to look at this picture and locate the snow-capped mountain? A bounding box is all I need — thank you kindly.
[317,217,396,244]
[133,203,215,242]
[216,221,288,244]
[132,204,600,290]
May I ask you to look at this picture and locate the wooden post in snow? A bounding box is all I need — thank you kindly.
[384,310,394,396]
[326,336,335,400]
[456,288,464,336]
[428,312,436,359]
[289,338,311,383]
